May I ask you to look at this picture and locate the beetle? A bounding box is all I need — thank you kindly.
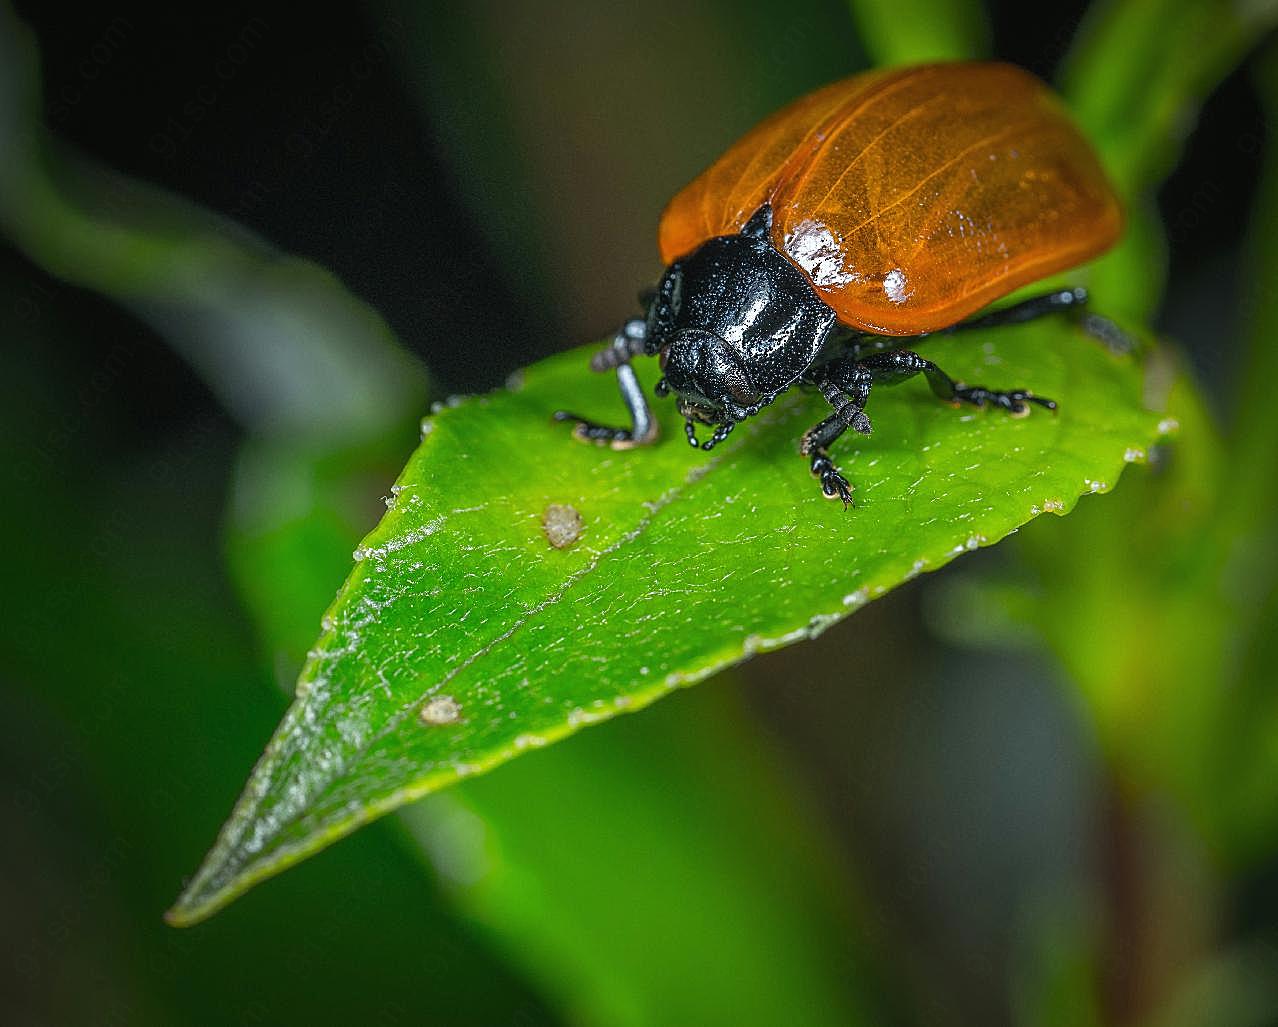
[555,62,1124,506]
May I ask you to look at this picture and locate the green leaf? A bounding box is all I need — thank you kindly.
[846,0,988,64]
[231,431,887,1024]
[169,317,1165,925]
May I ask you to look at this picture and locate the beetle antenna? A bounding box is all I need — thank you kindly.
[684,420,700,447]
[701,421,736,451]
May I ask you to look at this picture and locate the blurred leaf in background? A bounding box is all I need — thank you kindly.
[922,3,1278,1024]
[0,282,554,1024]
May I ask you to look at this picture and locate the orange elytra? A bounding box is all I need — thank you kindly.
[659,62,1122,336]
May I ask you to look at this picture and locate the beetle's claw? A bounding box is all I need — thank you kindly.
[822,473,853,507]
[554,410,640,448]
[953,385,1058,418]
[810,451,853,509]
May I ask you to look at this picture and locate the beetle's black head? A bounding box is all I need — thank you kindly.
[660,328,757,425]
[646,204,837,435]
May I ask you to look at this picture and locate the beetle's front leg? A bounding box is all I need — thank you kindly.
[799,362,873,507]
[554,319,659,449]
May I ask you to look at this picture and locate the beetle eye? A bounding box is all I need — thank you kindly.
[722,364,757,406]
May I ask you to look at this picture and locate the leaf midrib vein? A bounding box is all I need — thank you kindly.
[286,400,796,837]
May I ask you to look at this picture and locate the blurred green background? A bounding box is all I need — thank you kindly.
[2,1,1276,1025]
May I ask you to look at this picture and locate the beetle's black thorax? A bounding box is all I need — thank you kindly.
[644,205,837,416]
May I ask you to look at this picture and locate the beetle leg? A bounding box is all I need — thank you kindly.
[818,370,874,434]
[825,324,905,362]
[938,286,1140,355]
[586,318,648,370]
[941,287,1089,334]
[1078,312,1140,355]
[800,414,855,507]
[797,363,873,507]
[858,349,1057,416]
[554,319,659,449]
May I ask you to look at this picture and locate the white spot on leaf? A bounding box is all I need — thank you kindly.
[542,503,584,549]
[419,695,462,726]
